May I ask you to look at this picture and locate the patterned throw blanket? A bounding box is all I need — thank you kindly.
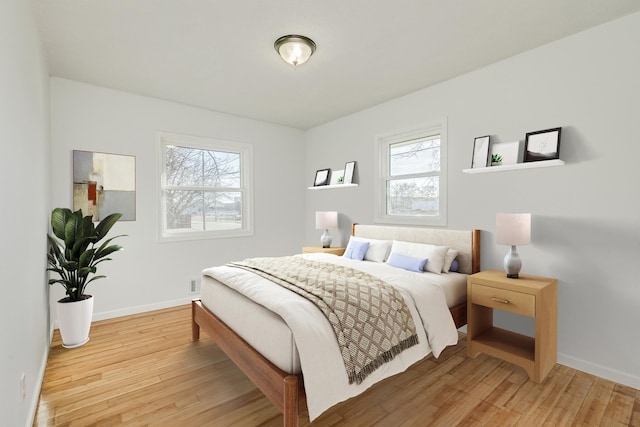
[230,256,419,385]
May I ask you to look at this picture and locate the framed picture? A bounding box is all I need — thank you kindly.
[314,168,331,186]
[490,141,519,166]
[73,150,136,221]
[330,169,344,185]
[343,161,356,184]
[524,127,562,162]
[471,135,490,168]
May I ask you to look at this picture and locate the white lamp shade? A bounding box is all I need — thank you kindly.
[496,213,531,246]
[315,211,338,229]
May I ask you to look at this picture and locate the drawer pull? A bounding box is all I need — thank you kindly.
[491,297,510,304]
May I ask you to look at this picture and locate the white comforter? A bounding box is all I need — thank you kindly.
[201,253,459,421]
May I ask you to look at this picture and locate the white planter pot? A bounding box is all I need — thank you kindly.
[57,295,94,348]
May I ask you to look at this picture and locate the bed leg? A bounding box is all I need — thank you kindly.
[283,376,299,427]
[191,300,200,341]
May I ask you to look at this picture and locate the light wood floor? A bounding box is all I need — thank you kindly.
[34,305,640,426]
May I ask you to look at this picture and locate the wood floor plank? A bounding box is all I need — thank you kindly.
[601,390,635,426]
[631,400,640,427]
[458,400,501,425]
[573,377,616,426]
[34,304,640,426]
[516,366,573,425]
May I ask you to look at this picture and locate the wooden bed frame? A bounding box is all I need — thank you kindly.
[192,226,480,426]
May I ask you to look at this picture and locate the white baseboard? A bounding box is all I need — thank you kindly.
[52,296,197,329]
[26,340,50,427]
[558,352,640,390]
[92,297,195,322]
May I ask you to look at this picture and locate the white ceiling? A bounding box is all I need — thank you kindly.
[36,1,640,130]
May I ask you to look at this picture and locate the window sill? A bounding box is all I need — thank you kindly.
[158,228,254,243]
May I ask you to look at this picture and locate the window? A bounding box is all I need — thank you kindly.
[157,132,253,241]
[375,119,447,226]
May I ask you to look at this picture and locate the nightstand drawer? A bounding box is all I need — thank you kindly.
[471,284,535,317]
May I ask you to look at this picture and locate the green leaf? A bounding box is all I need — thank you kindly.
[92,258,112,267]
[85,275,106,286]
[78,267,93,277]
[47,234,63,261]
[51,208,72,240]
[71,236,95,261]
[94,235,125,257]
[61,261,78,271]
[94,244,122,261]
[63,210,85,251]
[78,248,96,269]
[95,213,122,241]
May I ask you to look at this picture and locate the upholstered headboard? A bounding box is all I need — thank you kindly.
[352,224,481,274]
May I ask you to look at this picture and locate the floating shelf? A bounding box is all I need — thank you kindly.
[307,183,358,190]
[462,159,565,174]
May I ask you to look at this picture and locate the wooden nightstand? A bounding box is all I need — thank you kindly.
[467,270,557,382]
[302,246,346,256]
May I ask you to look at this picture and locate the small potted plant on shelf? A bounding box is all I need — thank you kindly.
[491,153,503,166]
[47,208,125,348]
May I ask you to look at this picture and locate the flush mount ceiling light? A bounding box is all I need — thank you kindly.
[274,34,316,67]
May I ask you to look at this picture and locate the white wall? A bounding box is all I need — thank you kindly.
[50,78,306,320]
[0,1,51,425]
[305,12,640,388]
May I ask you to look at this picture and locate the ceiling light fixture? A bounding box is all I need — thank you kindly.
[274,34,316,67]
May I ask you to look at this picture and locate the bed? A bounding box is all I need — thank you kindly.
[192,224,481,426]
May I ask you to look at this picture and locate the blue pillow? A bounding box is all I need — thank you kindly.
[449,259,459,272]
[387,252,428,273]
[344,240,370,260]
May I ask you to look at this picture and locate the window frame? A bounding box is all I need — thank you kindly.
[156,131,253,242]
[374,118,448,226]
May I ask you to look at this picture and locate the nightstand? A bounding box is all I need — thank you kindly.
[467,270,557,382]
[302,246,346,256]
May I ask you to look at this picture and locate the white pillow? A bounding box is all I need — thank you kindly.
[390,240,449,274]
[443,249,459,273]
[344,236,392,262]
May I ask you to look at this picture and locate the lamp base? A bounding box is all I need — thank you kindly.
[504,245,522,279]
[320,229,332,248]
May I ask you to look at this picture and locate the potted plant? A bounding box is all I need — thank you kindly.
[491,153,503,166]
[47,208,125,348]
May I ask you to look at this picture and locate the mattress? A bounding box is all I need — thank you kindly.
[201,274,302,374]
[200,254,467,375]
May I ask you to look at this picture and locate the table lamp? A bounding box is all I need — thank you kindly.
[496,213,531,278]
[315,211,338,248]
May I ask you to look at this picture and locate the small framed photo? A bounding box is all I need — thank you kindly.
[330,169,344,185]
[524,127,562,162]
[471,135,490,168]
[313,168,331,186]
[490,140,519,166]
[343,161,356,184]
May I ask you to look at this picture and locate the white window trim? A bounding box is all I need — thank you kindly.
[156,131,254,242]
[374,118,448,226]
